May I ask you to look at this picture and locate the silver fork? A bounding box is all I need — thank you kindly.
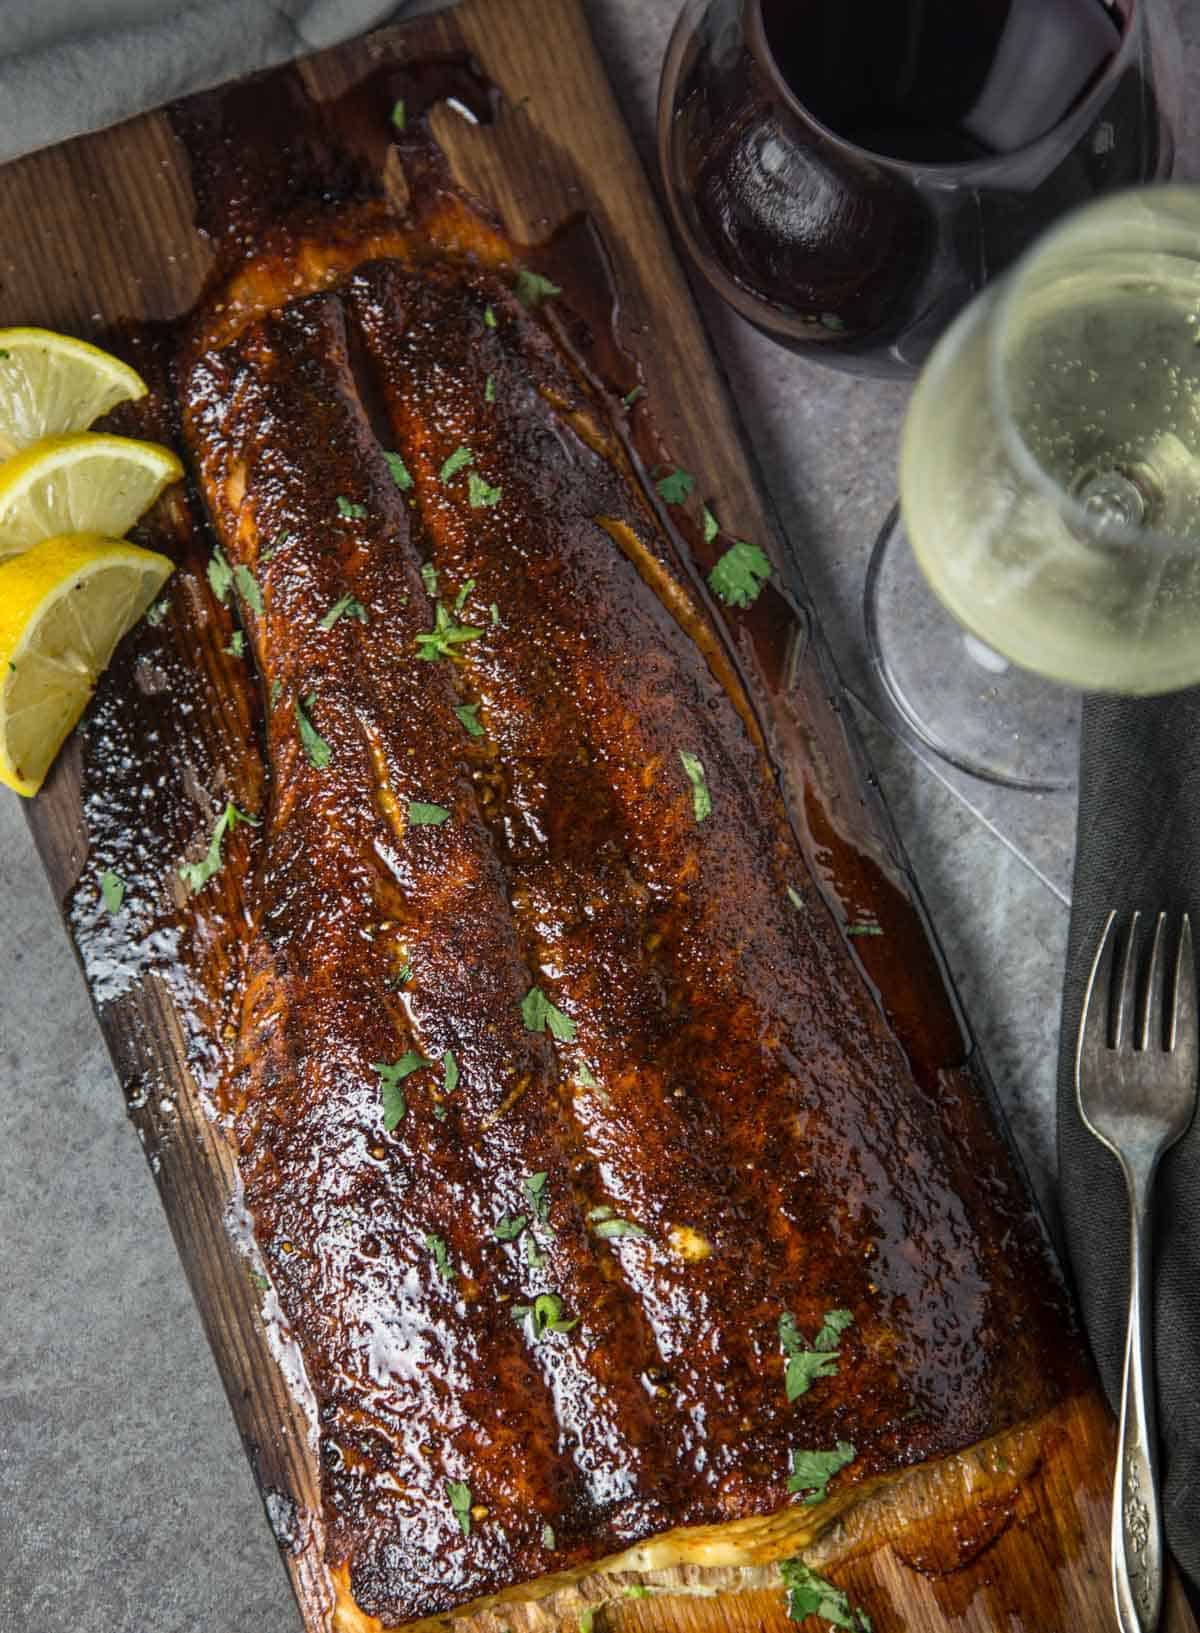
[1075,910,1198,1633]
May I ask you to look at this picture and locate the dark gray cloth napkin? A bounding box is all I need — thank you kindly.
[1058,693,1200,1594]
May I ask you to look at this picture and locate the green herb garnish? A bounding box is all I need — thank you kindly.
[468,472,502,509]
[454,703,485,738]
[224,631,245,658]
[679,750,711,823]
[409,800,451,826]
[178,802,258,895]
[383,450,413,491]
[234,563,263,616]
[846,923,884,938]
[259,529,291,563]
[485,375,496,403]
[207,545,234,604]
[446,1479,472,1538]
[420,561,439,598]
[391,98,407,131]
[295,693,331,768]
[703,505,719,543]
[708,539,772,609]
[439,445,474,482]
[251,1268,270,1292]
[373,1053,428,1129]
[493,1213,527,1241]
[484,305,497,329]
[523,1170,550,1223]
[443,1049,459,1094]
[524,1234,549,1269]
[425,1232,455,1281]
[490,602,501,626]
[542,1523,556,1549]
[521,985,576,1041]
[145,597,170,626]
[414,602,485,662]
[320,594,368,630]
[622,384,646,408]
[592,1216,646,1240]
[787,1441,856,1505]
[99,870,125,914]
[515,267,562,306]
[336,495,367,519]
[778,1559,872,1630]
[787,886,804,910]
[656,467,695,505]
[453,578,476,613]
[779,1308,853,1402]
[512,1292,578,1340]
[574,1063,599,1089]
[269,677,282,709]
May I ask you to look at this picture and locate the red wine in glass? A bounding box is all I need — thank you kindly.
[658,0,1176,377]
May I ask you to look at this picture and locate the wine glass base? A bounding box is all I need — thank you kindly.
[865,507,1081,794]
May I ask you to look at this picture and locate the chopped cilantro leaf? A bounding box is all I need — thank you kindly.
[409,800,451,826]
[390,98,406,131]
[787,886,804,910]
[295,694,331,769]
[373,1053,428,1129]
[484,305,497,328]
[269,678,282,709]
[394,961,413,987]
[787,1441,856,1505]
[521,985,576,1041]
[490,602,501,626]
[251,1268,270,1292]
[425,1232,455,1281]
[468,471,502,509]
[778,1559,872,1630]
[523,1170,550,1223]
[655,466,695,505]
[542,1523,556,1550]
[233,563,263,616]
[319,594,368,630]
[439,445,474,482]
[703,505,719,543]
[454,703,485,738]
[259,529,291,563]
[99,870,125,914]
[383,450,413,491]
[442,1049,459,1094]
[846,923,884,937]
[179,802,258,895]
[485,374,496,403]
[453,578,476,613]
[780,1308,854,1402]
[493,1213,527,1241]
[446,1479,472,1538]
[515,267,562,306]
[708,539,772,609]
[622,384,646,408]
[414,602,485,662]
[207,545,234,604]
[574,1063,598,1089]
[678,750,711,823]
[421,561,439,598]
[336,495,367,519]
[145,596,170,627]
[224,631,245,658]
[512,1292,578,1340]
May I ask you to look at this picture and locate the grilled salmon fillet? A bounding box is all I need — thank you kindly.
[179,228,1079,1628]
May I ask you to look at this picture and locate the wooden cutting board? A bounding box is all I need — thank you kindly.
[6,1,1195,1630]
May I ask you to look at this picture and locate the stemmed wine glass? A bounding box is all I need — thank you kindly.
[658,0,1177,378]
[658,0,1182,789]
[868,184,1200,785]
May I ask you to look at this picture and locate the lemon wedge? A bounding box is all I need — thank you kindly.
[0,533,173,795]
[0,432,182,562]
[0,328,148,458]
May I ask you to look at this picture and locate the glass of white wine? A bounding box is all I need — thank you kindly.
[866,184,1200,791]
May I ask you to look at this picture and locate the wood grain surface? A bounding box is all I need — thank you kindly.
[5,1,1194,1630]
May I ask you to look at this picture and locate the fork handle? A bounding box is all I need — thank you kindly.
[1112,1164,1163,1633]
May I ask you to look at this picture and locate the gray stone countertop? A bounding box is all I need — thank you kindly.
[2,2,1197,1628]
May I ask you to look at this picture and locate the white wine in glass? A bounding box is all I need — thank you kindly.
[869,185,1200,787]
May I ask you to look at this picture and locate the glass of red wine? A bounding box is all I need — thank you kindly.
[657,0,1178,379]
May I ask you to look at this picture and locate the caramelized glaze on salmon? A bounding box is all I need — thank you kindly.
[179,227,1080,1627]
